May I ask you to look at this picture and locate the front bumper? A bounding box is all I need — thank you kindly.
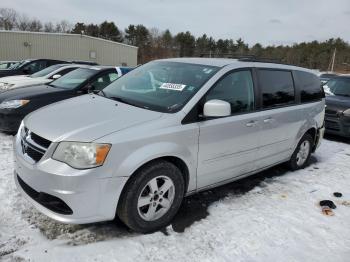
[315,125,325,149]
[14,134,128,224]
[325,114,350,138]
[0,110,24,132]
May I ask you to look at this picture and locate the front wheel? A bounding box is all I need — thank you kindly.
[117,160,185,233]
[288,133,313,170]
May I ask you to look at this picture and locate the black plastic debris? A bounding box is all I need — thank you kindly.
[320,200,337,209]
[333,192,343,198]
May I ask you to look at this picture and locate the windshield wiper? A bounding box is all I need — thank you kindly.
[335,93,350,97]
[108,96,148,109]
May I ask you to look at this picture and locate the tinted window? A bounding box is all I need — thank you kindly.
[205,70,255,114]
[258,69,295,108]
[295,71,324,102]
[91,72,119,90]
[47,60,63,66]
[23,60,47,74]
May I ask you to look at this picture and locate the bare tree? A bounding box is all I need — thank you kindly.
[16,14,31,31]
[55,20,72,33]
[44,22,54,32]
[0,8,17,30]
[28,18,42,31]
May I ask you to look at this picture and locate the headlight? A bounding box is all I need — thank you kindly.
[52,142,111,169]
[0,83,15,90]
[0,99,30,109]
[343,109,350,117]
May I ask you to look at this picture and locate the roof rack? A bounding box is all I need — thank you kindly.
[237,57,292,65]
[199,53,256,59]
[199,53,295,66]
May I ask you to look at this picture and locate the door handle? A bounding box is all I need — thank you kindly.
[246,120,258,127]
[263,118,274,124]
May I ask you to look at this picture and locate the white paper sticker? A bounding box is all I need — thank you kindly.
[160,83,186,91]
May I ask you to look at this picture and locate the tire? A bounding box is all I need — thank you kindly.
[288,133,313,170]
[117,160,185,233]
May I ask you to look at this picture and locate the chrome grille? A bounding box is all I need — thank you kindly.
[325,108,339,116]
[21,127,51,162]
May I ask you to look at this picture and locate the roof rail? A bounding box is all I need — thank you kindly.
[237,57,297,66]
[199,53,256,59]
[199,53,297,66]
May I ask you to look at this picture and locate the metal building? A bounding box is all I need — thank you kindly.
[0,30,138,66]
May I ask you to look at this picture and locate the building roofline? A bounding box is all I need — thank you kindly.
[0,30,138,49]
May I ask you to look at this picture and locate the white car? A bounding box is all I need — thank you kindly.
[0,64,88,91]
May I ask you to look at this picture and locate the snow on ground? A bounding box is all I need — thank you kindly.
[1,132,350,262]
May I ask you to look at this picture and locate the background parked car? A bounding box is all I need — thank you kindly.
[0,66,133,132]
[0,64,89,91]
[319,72,338,84]
[0,61,18,69]
[0,59,66,78]
[324,75,350,137]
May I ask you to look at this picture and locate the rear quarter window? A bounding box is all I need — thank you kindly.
[257,69,295,109]
[294,71,324,103]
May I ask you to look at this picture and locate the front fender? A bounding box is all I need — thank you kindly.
[112,141,197,192]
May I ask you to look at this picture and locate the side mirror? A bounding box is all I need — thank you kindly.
[203,99,231,117]
[52,74,61,79]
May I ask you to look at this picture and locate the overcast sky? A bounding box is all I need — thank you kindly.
[3,0,350,46]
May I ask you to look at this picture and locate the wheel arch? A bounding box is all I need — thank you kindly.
[115,155,191,220]
[124,156,190,194]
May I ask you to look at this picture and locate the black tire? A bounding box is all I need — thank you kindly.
[288,133,314,170]
[117,160,185,233]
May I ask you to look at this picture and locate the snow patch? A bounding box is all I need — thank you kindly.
[1,133,350,261]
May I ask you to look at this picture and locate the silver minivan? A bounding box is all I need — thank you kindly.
[14,58,325,233]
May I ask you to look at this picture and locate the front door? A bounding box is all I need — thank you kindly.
[197,69,260,189]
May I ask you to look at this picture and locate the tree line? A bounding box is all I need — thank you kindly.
[1,7,349,71]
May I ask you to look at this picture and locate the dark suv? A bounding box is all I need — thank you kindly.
[0,59,66,78]
[324,76,350,137]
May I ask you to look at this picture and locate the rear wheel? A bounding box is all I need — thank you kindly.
[288,133,313,170]
[117,160,185,233]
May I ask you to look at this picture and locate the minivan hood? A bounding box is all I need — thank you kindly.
[24,94,163,142]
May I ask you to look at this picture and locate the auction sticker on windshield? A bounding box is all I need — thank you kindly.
[160,83,186,91]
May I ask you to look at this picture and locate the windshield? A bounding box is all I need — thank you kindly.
[8,60,29,70]
[30,64,65,78]
[102,61,219,113]
[320,74,337,78]
[326,78,350,97]
[50,68,97,89]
